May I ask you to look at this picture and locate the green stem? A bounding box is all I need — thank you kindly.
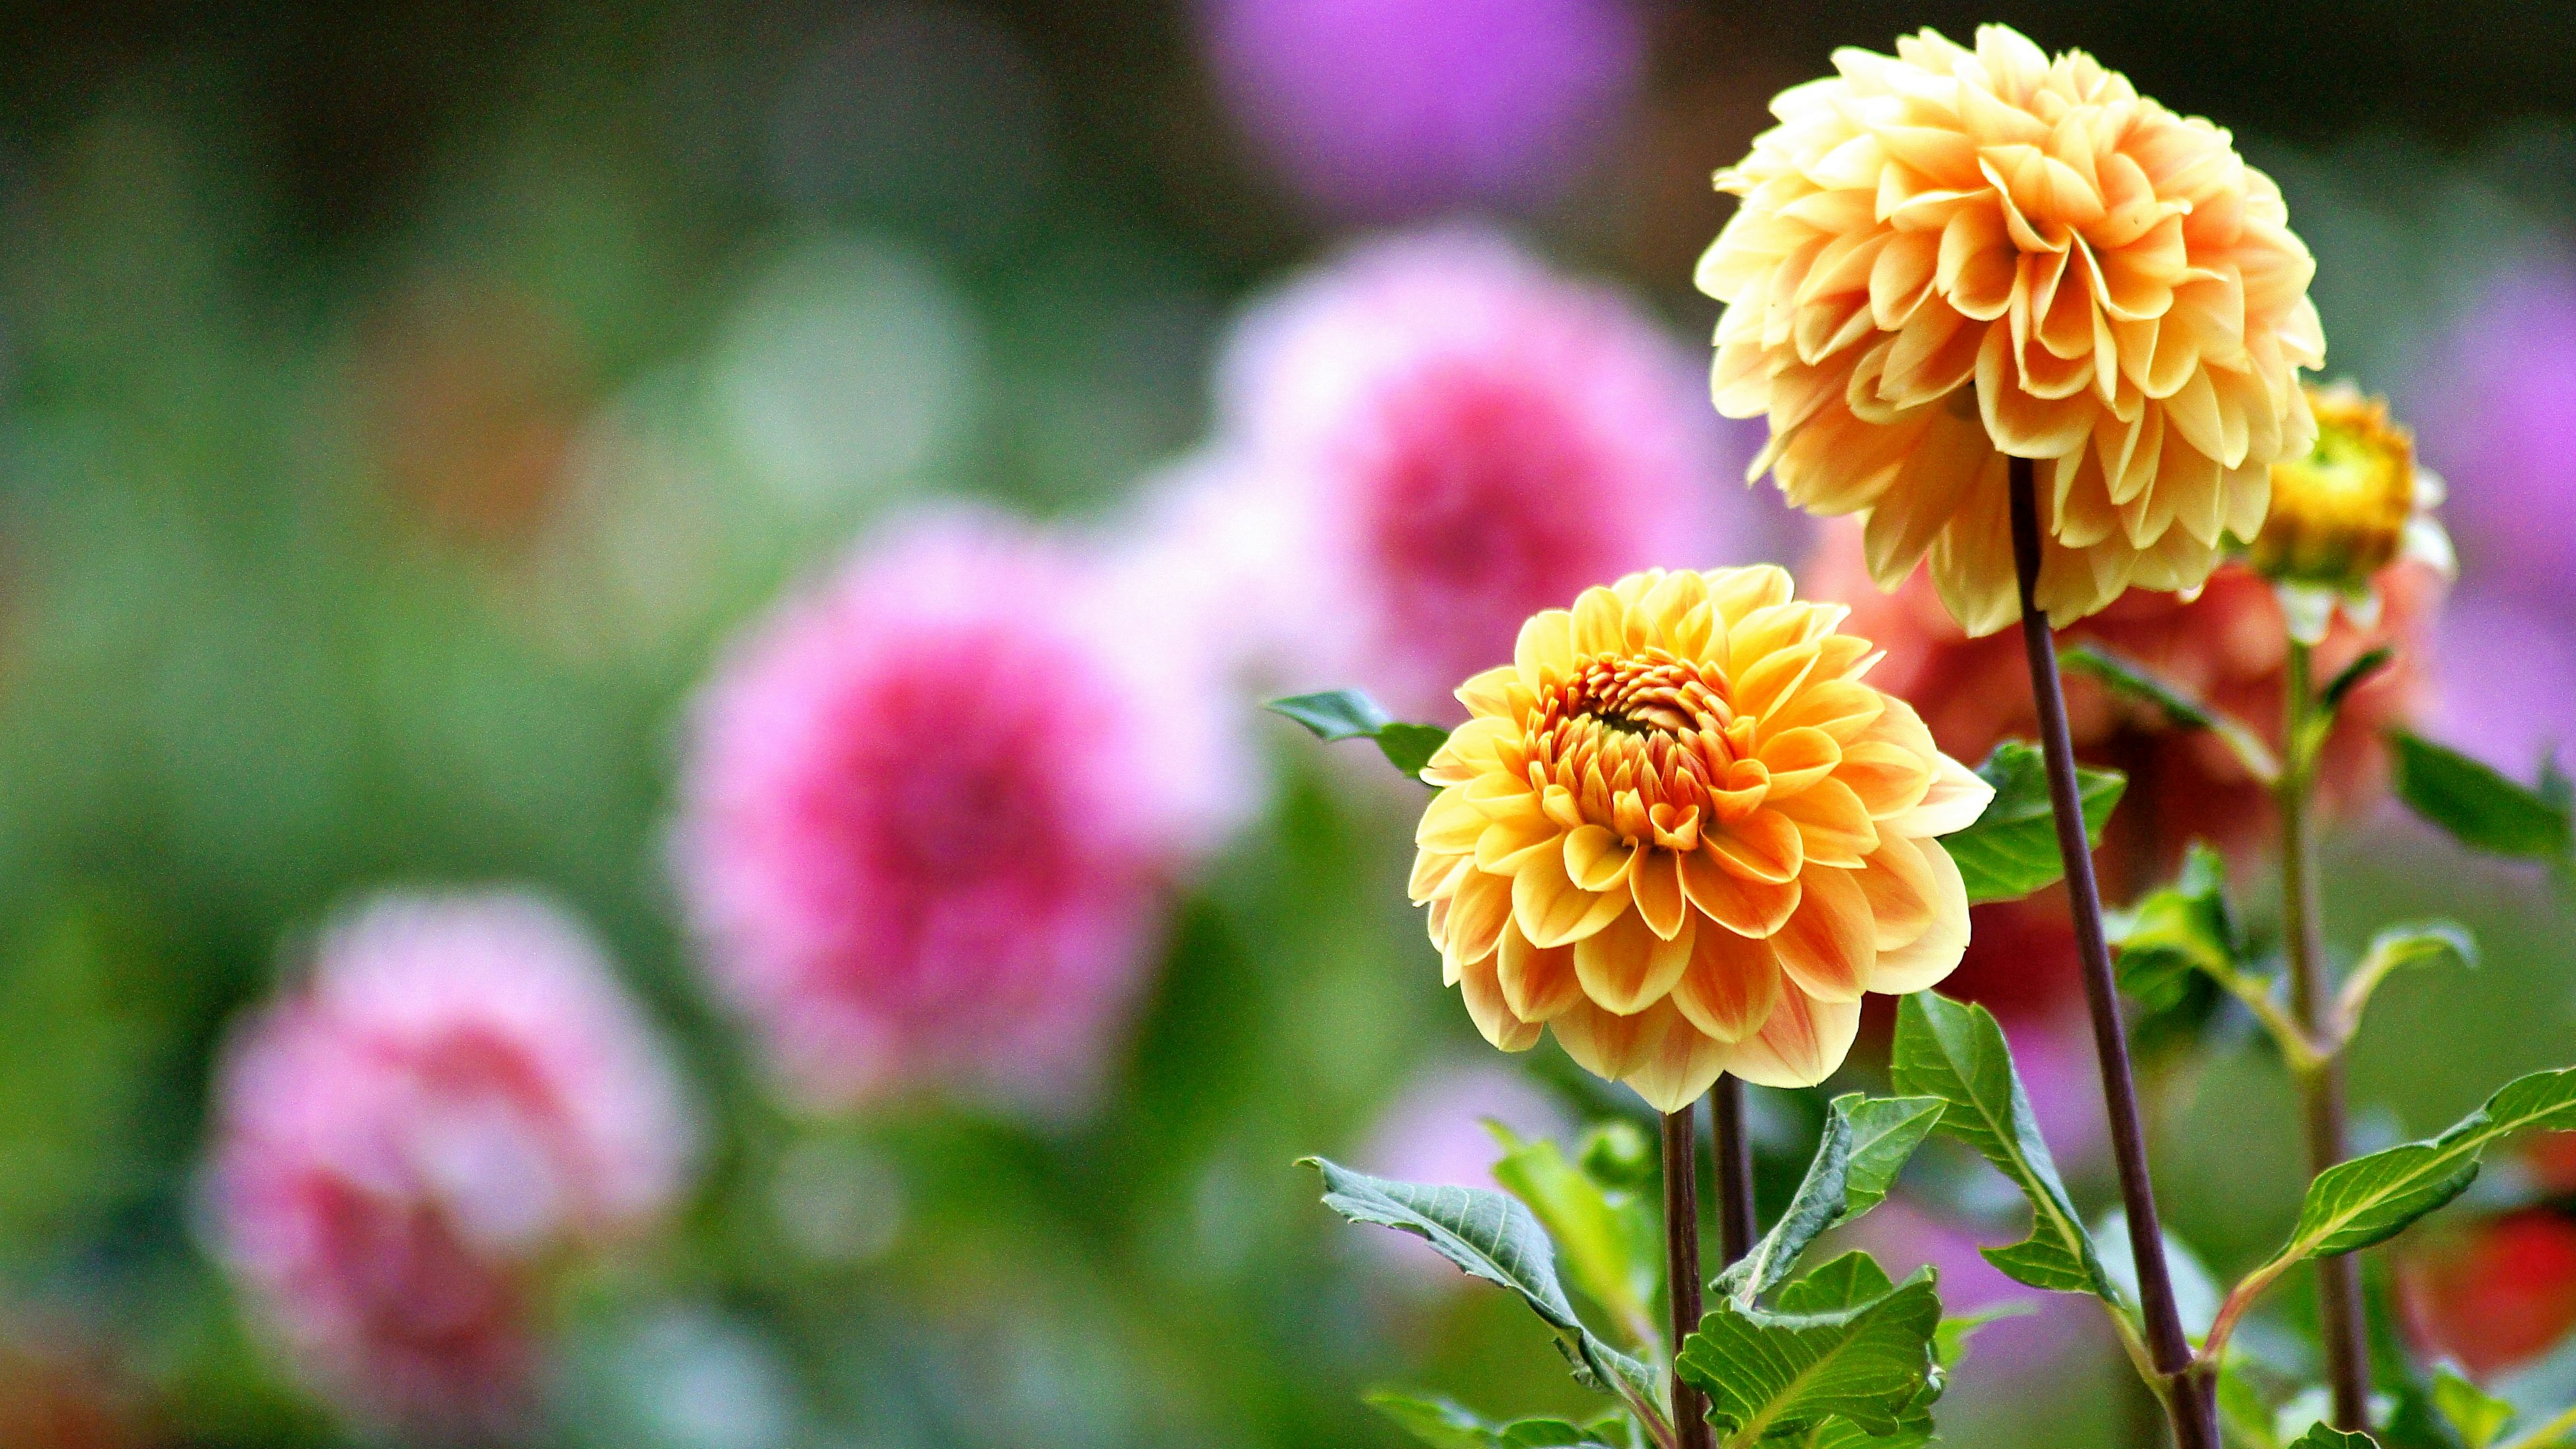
[2279,641,2372,1431]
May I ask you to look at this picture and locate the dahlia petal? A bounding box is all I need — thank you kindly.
[1867,838,1971,994]
[1564,824,1638,892]
[1835,739,1937,819]
[1550,997,1672,1082]
[1623,1004,1734,1114]
[1574,908,1696,1015]
[1515,610,1576,684]
[1454,668,1523,722]
[1408,848,1470,904]
[1498,922,1587,1022]
[1772,777,1881,868]
[1415,788,1487,852]
[1769,864,1876,1002]
[1474,816,1560,873]
[1513,851,1630,948]
[1672,925,1782,1042]
[1630,846,1690,940]
[1445,867,1514,965]
[1460,949,1543,1053]
[1756,726,1843,794]
[1893,751,1996,837]
[1712,808,1804,883]
[1725,989,1862,1088]
[1681,846,1802,936]
[1851,831,1939,950]
[1703,565,1794,627]
[1570,586,1630,658]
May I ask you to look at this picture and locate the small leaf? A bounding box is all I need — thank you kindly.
[1305,1159,1658,1411]
[2286,1428,2381,1448]
[2389,733,2575,864]
[1677,1259,1944,1444]
[2429,1366,2514,1449]
[1717,1095,1943,1305]
[2106,842,2240,1014]
[1489,1123,1660,1349]
[1265,690,1452,783]
[2063,643,2282,781]
[1931,1303,2035,1371]
[2337,921,2478,1039]
[2322,647,2397,713]
[1940,742,2127,904]
[1365,1393,1618,1449]
[1890,993,2114,1301]
[2271,1067,2576,1264]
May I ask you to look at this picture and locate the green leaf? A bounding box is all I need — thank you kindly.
[1720,1095,1943,1304]
[2272,1067,2576,1263]
[1890,993,2114,1300]
[1940,741,2127,904]
[1303,1159,1657,1410]
[1931,1303,2034,1371]
[2063,643,2282,781]
[2106,841,2240,1014]
[2337,921,2478,1038]
[2322,647,2397,713]
[2389,733,2575,864]
[1489,1123,1660,1348]
[1365,1393,1617,1448]
[2286,1428,2380,1448]
[1677,1258,1944,1446]
[2430,1367,2515,1449]
[2218,1360,2283,1449]
[1265,690,1452,782]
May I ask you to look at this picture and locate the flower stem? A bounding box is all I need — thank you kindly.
[1714,1077,1757,1265]
[2006,457,2218,1449]
[1663,1102,1715,1449]
[2279,639,2373,1430]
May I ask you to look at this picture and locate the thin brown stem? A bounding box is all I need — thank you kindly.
[2006,456,2218,1449]
[2279,641,2372,1430]
[1664,1102,1715,1449]
[1713,1077,1757,1266]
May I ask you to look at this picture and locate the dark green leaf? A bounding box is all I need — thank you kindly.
[2322,647,2397,713]
[1304,1159,1657,1409]
[1940,742,2127,904]
[1776,1252,1898,1315]
[1720,1095,1942,1305]
[1890,993,2113,1299]
[2389,733,2575,863]
[1265,690,1452,782]
[2273,1067,2576,1262]
[1365,1393,1617,1448]
[2286,1428,2379,1448]
[1677,1261,1943,1444]
[2107,842,2239,1014]
[1489,1123,1659,1348]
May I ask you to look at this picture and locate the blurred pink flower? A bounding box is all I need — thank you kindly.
[1193,228,1766,722]
[202,890,696,1437]
[2433,592,2576,775]
[1358,1061,1570,1285]
[672,511,1250,1114]
[2417,256,2576,622]
[1198,0,1643,220]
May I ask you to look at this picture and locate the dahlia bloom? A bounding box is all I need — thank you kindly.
[2251,382,2453,643]
[1699,24,2324,635]
[1211,227,1754,722]
[672,512,1247,1113]
[1198,0,1642,220]
[1810,519,2443,879]
[1411,566,1990,1110]
[202,891,696,1434]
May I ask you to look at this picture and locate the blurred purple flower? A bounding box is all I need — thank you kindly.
[672,511,1250,1115]
[2432,592,2576,773]
[1199,0,1644,220]
[2416,256,2576,621]
[203,890,697,1437]
[1171,227,1765,723]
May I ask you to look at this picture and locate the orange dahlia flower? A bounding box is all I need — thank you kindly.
[1699,25,2324,637]
[1410,566,1990,1110]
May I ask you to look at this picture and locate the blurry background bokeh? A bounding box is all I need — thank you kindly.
[1,2,2573,1446]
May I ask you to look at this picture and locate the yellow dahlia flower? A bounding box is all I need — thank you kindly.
[1698,24,2325,637]
[1411,566,1992,1111]
[2251,382,2453,642]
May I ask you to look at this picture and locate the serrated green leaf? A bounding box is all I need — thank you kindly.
[2430,1367,2515,1449]
[1677,1262,1943,1446]
[1265,690,1451,783]
[2390,733,2575,864]
[1939,742,2127,904]
[1305,1159,1658,1411]
[1489,1123,1660,1349]
[2272,1067,2576,1264]
[2286,1427,2380,1448]
[2337,921,2478,1038]
[1720,1095,1942,1305]
[2107,841,2239,1014]
[1777,1252,1897,1315]
[1890,993,2113,1301]
[1364,1393,1617,1448]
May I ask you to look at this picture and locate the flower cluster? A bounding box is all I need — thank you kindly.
[1699,24,2324,635]
[1409,566,1989,1109]
[201,892,696,1435]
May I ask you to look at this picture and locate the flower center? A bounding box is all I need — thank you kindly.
[1523,651,1766,849]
